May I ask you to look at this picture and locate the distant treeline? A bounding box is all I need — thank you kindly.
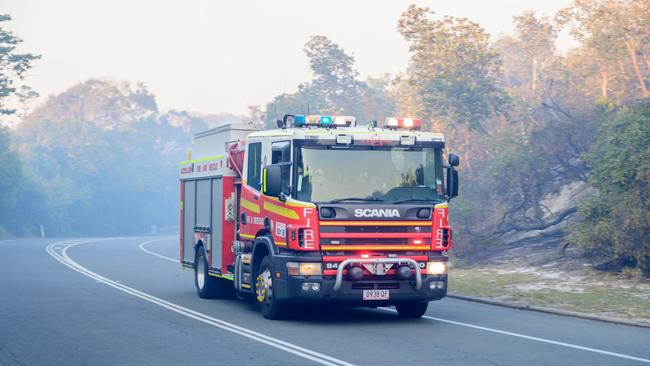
[1,2,649,274]
[0,80,231,237]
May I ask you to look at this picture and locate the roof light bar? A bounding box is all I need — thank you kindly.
[284,114,357,128]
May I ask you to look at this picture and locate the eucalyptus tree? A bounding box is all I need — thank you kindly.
[0,14,40,116]
[396,5,509,134]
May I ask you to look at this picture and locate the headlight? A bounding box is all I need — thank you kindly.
[287,262,322,276]
[426,261,447,275]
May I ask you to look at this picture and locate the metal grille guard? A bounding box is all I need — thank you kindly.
[332,258,422,291]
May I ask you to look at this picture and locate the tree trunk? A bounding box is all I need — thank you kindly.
[597,60,608,98]
[626,36,648,97]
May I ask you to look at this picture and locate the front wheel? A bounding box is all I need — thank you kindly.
[255,256,288,320]
[395,302,428,318]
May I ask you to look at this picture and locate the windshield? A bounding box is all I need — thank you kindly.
[294,146,445,203]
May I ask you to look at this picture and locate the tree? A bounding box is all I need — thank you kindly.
[570,101,650,275]
[0,126,23,234]
[303,35,362,108]
[557,0,650,99]
[512,11,557,95]
[0,126,46,237]
[17,80,201,236]
[0,14,40,116]
[396,5,509,134]
[265,35,394,127]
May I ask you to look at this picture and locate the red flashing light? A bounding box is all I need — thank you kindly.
[384,117,422,130]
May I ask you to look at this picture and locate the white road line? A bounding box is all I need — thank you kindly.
[138,239,177,262]
[0,239,15,243]
[137,238,650,364]
[46,240,355,366]
[381,307,650,363]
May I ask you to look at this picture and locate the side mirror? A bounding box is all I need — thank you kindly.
[446,167,459,199]
[263,163,291,199]
[263,165,283,197]
[448,153,460,167]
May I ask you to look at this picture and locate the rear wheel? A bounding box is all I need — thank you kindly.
[195,246,234,299]
[255,256,288,320]
[395,302,428,318]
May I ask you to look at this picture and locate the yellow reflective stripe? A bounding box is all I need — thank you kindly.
[263,168,267,192]
[240,198,260,214]
[180,155,225,165]
[240,233,256,239]
[263,201,300,220]
[275,241,287,246]
[241,283,251,289]
[208,273,234,280]
[435,202,448,209]
[264,195,316,208]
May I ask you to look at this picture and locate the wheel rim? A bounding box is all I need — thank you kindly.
[255,268,273,306]
[197,256,206,290]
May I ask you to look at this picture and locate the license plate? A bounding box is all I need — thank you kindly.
[363,289,389,301]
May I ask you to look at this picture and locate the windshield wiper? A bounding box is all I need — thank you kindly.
[328,197,384,204]
[391,198,439,204]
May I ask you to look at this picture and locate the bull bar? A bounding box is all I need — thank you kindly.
[332,258,423,291]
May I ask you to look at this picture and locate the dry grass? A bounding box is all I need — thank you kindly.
[449,264,650,323]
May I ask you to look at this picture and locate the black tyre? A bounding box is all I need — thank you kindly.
[255,256,288,320]
[395,302,428,318]
[195,246,234,299]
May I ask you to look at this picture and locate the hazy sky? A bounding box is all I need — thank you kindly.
[5,0,573,116]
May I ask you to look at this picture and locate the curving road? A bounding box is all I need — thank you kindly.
[1,236,649,366]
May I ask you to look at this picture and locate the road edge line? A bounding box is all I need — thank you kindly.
[448,293,650,329]
[139,238,177,262]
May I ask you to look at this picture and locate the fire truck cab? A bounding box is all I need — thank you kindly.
[179,115,459,319]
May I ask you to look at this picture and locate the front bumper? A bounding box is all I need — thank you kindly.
[273,274,447,306]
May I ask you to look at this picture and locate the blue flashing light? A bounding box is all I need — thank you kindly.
[293,114,306,125]
[320,116,333,125]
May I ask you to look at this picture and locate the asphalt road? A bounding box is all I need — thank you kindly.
[1,236,649,366]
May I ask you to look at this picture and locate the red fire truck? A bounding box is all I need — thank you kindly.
[179,115,459,319]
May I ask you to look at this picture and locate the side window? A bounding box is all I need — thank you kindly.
[272,141,291,164]
[247,142,262,191]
